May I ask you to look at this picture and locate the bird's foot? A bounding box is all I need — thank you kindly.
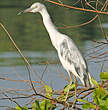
[71,83,77,109]
[64,84,71,102]
[71,97,77,109]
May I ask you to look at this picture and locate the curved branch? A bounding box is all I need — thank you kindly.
[47,0,108,15]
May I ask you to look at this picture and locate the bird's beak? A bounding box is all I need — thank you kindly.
[17,7,33,15]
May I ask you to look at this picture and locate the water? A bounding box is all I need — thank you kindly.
[0,0,108,109]
[0,44,107,109]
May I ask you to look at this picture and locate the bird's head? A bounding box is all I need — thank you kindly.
[18,2,45,15]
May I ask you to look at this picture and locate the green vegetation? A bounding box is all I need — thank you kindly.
[15,85,56,110]
[14,72,108,110]
[78,76,108,110]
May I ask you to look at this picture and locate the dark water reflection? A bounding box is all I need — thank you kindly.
[0,0,108,109]
[0,0,101,51]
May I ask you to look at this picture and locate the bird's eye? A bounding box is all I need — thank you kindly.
[32,6,37,9]
[31,5,37,9]
[35,6,38,8]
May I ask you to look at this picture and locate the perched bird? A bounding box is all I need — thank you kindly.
[18,2,93,88]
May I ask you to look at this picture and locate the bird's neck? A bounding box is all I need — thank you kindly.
[40,8,58,35]
[39,8,59,49]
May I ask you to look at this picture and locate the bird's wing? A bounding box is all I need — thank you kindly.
[58,36,93,87]
[59,37,88,77]
[68,38,87,68]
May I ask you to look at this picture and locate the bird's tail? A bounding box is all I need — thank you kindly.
[80,72,94,88]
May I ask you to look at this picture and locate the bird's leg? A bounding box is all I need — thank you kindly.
[64,72,72,101]
[71,75,77,108]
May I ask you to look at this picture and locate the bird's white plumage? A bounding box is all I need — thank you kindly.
[57,35,87,84]
[22,2,93,87]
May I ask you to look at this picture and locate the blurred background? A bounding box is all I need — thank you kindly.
[0,0,108,109]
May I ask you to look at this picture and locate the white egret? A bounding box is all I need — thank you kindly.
[18,2,93,101]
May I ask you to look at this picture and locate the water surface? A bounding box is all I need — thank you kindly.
[0,0,108,109]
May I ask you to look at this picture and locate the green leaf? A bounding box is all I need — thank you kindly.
[64,83,75,93]
[57,94,66,101]
[93,86,108,106]
[99,98,108,109]
[102,94,108,100]
[93,89,99,105]
[100,72,108,80]
[32,100,41,110]
[45,85,52,98]
[78,99,96,109]
[41,99,56,110]
[46,100,55,110]
[41,99,47,110]
[23,106,28,110]
[15,105,22,110]
[100,105,108,110]
[90,103,96,109]
[106,98,108,106]
[93,87,103,105]
[15,106,28,110]
[77,99,89,103]
[91,78,99,87]
[45,100,51,110]
[82,103,90,109]
[100,100,106,106]
[101,80,104,85]
[57,83,75,101]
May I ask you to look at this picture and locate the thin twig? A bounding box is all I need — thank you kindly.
[1,91,22,108]
[47,0,108,15]
[0,23,45,85]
